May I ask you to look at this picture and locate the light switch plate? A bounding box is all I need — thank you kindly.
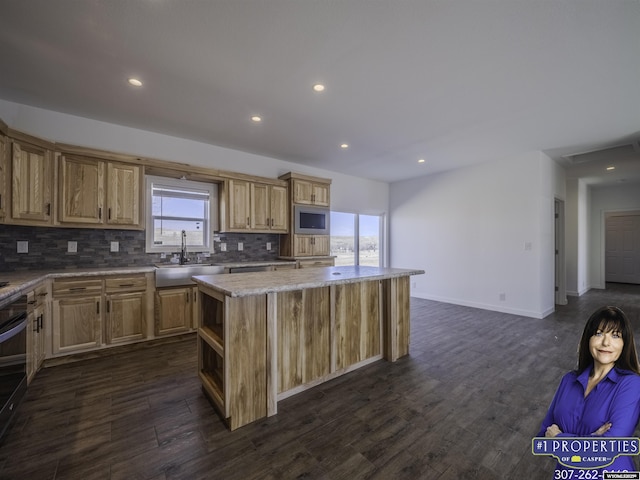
[17,241,28,254]
[110,241,119,252]
[68,241,78,253]
[237,242,243,251]
[220,243,227,252]
[266,242,272,250]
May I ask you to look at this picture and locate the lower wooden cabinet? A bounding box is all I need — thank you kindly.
[105,275,148,344]
[26,282,48,384]
[154,286,198,336]
[52,294,102,354]
[106,292,146,344]
[51,273,153,356]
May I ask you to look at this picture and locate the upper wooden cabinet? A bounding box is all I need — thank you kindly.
[8,137,54,226]
[220,178,288,233]
[291,178,330,206]
[58,154,142,229]
[250,183,288,232]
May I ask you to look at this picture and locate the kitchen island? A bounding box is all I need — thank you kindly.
[192,265,424,430]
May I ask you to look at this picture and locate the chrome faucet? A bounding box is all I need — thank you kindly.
[180,230,189,265]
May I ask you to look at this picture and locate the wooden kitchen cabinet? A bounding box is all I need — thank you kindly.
[52,277,103,355]
[105,275,148,344]
[221,178,288,233]
[58,154,142,229]
[26,282,48,384]
[293,235,330,256]
[290,178,330,206]
[250,183,288,232]
[154,286,197,336]
[197,287,267,430]
[8,135,54,226]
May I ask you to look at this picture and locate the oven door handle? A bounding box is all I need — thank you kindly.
[0,312,27,343]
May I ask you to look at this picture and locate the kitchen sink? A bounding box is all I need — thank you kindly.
[155,264,225,287]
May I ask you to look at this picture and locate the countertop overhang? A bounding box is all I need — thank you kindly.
[193,265,424,297]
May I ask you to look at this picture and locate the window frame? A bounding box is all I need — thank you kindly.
[330,211,386,267]
[145,175,218,254]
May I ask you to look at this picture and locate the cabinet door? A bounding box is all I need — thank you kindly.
[155,287,193,336]
[228,180,251,230]
[292,179,313,205]
[250,183,270,230]
[293,235,314,256]
[11,141,53,224]
[106,162,141,226]
[269,185,288,232]
[312,235,330,255]
[107,292,146,343]
[59,155,104,224]
[52,296,102,354]
[26,308,36,383]
[311,184,330,207]
[0,133,7,220]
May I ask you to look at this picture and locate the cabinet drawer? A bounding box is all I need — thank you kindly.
[105,275,147,293]
[53,278,103,297]
[297,259,335,268]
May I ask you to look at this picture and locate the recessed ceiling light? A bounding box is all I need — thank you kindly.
[340,143,349,149]
[251,115,262,123]
[128,78,143,87]
[313,84,325,92]
[606,166,615,171]
[418,159,426,163]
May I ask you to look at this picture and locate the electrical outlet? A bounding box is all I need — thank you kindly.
[110,241,119,252]
[238,242,243,251]
[160,252,167,259]
[68,241,77,253]
[220,243,227,252]
[266,242,272,250]
[17,241,28,254]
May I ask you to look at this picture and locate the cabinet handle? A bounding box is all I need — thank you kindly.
[0,193,2,209]
[46,203,51,216]
[193,291,197,303]
[28,300,37,305]
[33,317,39,332]
[69,287,86,291]
[107,300,110,313]
[38,314,43,331]
[98,207,102,219]
[271,218,274,227]
[185,291,189,302]
[118,284,134,287]
[96,301,100,314]
[38,292,47,297]
[247,216,250,226]
[108,208,112,220]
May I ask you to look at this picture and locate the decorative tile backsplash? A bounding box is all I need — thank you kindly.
[0,225,281,272]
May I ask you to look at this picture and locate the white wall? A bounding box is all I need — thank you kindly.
[0,99,388,215]
[588,183,640,289]
[390,150,563,318]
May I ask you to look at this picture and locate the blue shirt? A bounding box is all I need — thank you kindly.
[538,366,640,474]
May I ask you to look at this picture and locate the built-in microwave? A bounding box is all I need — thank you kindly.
[294,205,330,235]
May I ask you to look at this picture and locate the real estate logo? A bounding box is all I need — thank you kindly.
[532,437,640,469]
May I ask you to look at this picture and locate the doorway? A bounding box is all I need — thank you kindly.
[555,199,567,305]
[605,211,640,285]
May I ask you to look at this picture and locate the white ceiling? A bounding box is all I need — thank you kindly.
[1,1,639,184]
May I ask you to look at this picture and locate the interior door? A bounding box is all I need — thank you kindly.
[605,213,640,284]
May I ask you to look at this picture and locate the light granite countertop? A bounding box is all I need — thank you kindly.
[193,265,425,298]
[0,266,155,306]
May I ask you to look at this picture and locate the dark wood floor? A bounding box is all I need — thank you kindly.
[1,284,640,479]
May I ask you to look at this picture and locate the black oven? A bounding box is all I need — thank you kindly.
[0,294,27,442]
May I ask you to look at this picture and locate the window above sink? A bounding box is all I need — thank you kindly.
[145,175,219,255]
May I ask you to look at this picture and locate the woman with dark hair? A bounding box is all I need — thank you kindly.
[538,306,640,475]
